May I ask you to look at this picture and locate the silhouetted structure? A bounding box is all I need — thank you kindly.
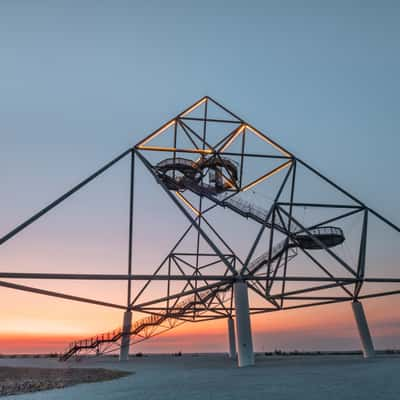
[1,97,399,366]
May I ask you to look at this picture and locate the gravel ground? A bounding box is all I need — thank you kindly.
[0,366,131,396]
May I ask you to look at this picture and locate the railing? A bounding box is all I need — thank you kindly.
[156,158,198,170]
[60,286,226,360]
[183,178,273,222]
[182,178,219,195]
[247,238,289,274]
[156,157,239,195]
[223,197,270,221]
[246,226,344,275]
[155,156,273,222]
[299,226,343,237]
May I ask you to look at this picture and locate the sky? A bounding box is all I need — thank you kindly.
[0,1,400,354]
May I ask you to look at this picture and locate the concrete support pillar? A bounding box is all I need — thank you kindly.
[352,301,375,358]
[234,281,254,367]
[119,310,132,361]
[227,316,236,359]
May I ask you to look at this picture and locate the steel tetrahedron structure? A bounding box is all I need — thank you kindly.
[1,96,399,367]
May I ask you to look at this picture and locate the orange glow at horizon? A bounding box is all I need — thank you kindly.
[1,294,400,354]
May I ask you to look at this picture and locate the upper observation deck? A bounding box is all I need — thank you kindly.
[155,155,239,194]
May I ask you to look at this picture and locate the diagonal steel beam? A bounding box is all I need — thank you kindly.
[0,280,126,309]
[0,149,131,247]
[278,205,357,277]
[135,149,237,276]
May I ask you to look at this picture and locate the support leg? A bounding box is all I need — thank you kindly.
[352,300,375,358]
[119,310,132,361]
[234,281,254,367]
[227,316,236,359]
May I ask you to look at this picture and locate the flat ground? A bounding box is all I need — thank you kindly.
[0,354,399,399]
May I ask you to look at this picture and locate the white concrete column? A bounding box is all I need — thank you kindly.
[119,310,132,361]
[234,281,254,367]
[227,316,236,359]
[352,301,375,358]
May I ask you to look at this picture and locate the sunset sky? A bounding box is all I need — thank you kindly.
[1,1,400,354]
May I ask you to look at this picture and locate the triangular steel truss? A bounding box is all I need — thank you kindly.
[1,96,399,358]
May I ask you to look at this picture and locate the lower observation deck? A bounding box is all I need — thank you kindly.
[294,226,345,249]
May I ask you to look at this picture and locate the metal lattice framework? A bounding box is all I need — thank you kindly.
[1,96,399,361]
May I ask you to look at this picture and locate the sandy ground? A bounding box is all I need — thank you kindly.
[0,353,399,399]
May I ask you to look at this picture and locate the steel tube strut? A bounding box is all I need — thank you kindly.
[119,310,132,361]
[135,149,237,276]
[0,280,125,309]
[0,149,131,247]
[227,316,237,359]
[352,301,375,358]
[1,272,400,283]
[127,150,135,307]
[234,281,254,367]
[1,96,400,365]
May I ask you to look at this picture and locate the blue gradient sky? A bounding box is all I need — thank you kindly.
[1,1,399,221]
[1,1,400,352]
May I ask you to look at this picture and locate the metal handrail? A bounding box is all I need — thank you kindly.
[61,285,224,359]
[248,238,289,273]
[296,226,343,237]
[225,197,269,220]
[156,158,198,169]
[247,226,344,275]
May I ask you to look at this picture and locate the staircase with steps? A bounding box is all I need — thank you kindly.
[59,287,227,361]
